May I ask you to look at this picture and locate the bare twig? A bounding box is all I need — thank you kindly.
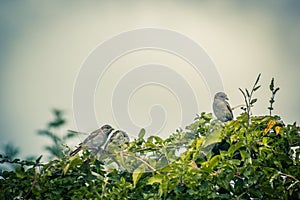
[23,170,37,199]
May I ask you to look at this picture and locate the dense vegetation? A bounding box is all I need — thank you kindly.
[1,75,299,199]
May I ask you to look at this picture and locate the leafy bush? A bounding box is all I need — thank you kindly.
[1,76,299,199]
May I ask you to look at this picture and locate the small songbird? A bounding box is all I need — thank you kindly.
[70,124,114,156]
[104,130,130,151]
[213,92,233,122]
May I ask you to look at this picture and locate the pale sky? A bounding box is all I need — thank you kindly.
[0,1,299,158]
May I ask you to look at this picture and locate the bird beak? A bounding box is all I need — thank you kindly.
[226,97,229,100]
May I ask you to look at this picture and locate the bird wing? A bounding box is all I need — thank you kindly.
[83,128,103,144]
[225,101,233,120]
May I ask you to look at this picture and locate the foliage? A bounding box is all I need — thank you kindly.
[37,109,75,159]
[1,143,19,160]
[268,78,280,116]
[1,113,299,199]
[1,76,300,199]
[239,73,261,127]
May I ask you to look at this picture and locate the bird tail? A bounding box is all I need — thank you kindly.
[70,147,82,157]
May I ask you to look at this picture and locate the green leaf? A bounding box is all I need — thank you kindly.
[147,136,163,144]
[240,150,248,161]
[250,98,257,104]
[270,78,274,91]
[228,141,244,155]
[202,113,213,120]
[274,87,280,94]
[202,155,220,169]
[254,73,261,86]
[63,156,82,175]
[253,85,261,91]
[91,171,103,179]
[35,155,43,164]
[147,174,164,185]
[138,128,146,139]
[15,166,26,179]
[196,137,206,149]
[228,159,241,166]
[132,165,146,188]
[147,174,166,197]
[63,163,71,175]
[262,137,269,146]
[259,147,272,155]
[202,129,222,148]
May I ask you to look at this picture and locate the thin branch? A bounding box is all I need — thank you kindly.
[279,172,300,183]
[0,158,44,167]
[23,170,37,199]
[231,104,246,110]
[236,191,247,199]
[121,152,158,173]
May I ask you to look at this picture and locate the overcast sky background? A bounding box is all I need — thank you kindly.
[1,1,300,158]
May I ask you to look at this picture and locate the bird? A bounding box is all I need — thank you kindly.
[104,130,130,152]
[213,92,233,122]
[69,124,114,156]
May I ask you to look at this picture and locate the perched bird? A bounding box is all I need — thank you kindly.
[70,124,114,156]
[104,130,130,151]
[213,92,233,122]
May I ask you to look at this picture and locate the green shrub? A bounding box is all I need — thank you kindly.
[1,76,299,199]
